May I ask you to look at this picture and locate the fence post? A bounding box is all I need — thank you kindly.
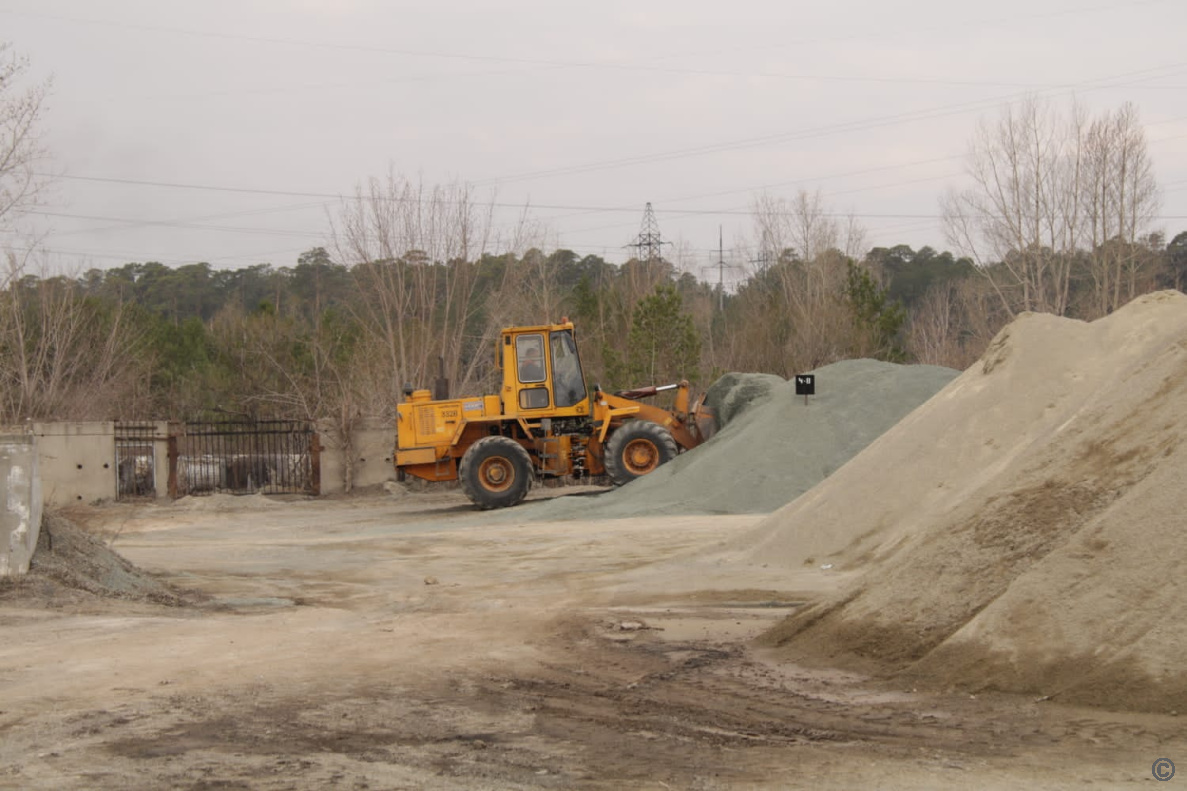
[309,431,321,496]
[167,433,179,499]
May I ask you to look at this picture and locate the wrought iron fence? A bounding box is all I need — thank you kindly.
[114,421,158,500]
[172,420,318,497]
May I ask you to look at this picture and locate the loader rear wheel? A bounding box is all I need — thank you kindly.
[459,436,534,510]
[605,421,678,486]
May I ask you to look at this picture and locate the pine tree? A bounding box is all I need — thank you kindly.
[624,284,701,386]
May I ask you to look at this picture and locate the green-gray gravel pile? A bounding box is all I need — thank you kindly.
[522,359,959,519]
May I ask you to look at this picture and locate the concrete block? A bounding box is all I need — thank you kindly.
[1,434,42,577]
[352,426,398,489]
[318,419,396,494]
[33,422,117,507]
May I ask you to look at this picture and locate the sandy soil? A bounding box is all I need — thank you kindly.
[734,292,1187,712]
[0,490,1181,790]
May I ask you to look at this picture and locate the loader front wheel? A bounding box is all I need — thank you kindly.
[459,436,534,510]
[604,421,678,486]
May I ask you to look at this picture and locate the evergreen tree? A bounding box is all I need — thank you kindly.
[623,284,701,387]
[844,262,907,362]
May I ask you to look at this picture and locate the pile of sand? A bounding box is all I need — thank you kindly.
[524,359,958,519]
[175,492,282,511]
[0,514,189,607]
[739,290,1187,712]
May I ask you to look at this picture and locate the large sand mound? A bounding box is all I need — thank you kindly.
[524,359,957,519]
[744,290,1187,712]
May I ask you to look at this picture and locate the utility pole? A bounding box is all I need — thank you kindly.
[715,226,726,312]
[700,226,738,313]
[624,202,672,298]
[625,202,670,265]
[750,228,778,271]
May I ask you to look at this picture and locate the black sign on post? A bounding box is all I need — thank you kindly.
[795,374,815,405]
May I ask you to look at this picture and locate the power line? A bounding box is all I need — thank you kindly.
[709,0,1176,63]
[39,116,1187,247]
[30,62,1181,199]
[13,178,944,220]
[22,111,1187,259]
[0,245,242,267]
[552,121,1187,238]
[6,0,1175,96]
[0,8,596,71]
[40,153,966,219]
[10,0,1185,271]
[471,61,1187,186]
[2,5,1136,94]
[35,117,1187,242]
[5,6,1041,93]
[28,210,324,239]
[35,174,1187,223]
[532,154,969,226]
[31,94,1187,236]
[40,173,345,200]
[48,200,334,239]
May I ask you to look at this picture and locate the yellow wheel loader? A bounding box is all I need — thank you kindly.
[393,319,717,509]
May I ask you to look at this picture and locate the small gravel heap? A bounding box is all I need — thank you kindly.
[0,513,189,607]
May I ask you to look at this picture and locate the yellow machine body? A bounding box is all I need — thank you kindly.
[394,321,714,501]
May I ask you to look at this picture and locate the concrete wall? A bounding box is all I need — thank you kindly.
[19,420,396,502]
[1,434,42,577]
[33,422,117,507]
[319,418,396,494]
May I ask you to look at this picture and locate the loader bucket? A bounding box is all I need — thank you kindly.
[691,398,718,444]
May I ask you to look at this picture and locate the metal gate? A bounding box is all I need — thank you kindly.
[172,420,319,497]
[115,421,158,500]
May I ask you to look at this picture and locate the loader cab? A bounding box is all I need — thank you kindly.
[500,322,589,418]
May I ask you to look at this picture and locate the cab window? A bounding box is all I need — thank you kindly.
[516,334,546,383]
[550,329,587,408]
[519,388,550,410]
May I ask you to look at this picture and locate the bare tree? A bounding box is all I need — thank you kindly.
[0,253,145,422]
[752,189,844,264]
[943,98,1160,319]
[906,277,1006,370]
[1081,103,1161,317]
[942,98,1084,316]
[331,170,539,407]
[740,190,868,374]
[517,247,565,326]
[0,45,50,227]
[907,281,960,366]
[202,301,376,490]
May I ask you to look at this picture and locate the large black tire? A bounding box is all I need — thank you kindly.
[459,436,534,510]
[604,420,678,486]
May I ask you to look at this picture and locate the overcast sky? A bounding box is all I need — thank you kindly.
[3,0,1186,282]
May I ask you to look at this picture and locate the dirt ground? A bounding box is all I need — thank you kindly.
[1,489,1182,790]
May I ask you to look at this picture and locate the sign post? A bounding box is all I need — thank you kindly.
[795,374,815,406]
